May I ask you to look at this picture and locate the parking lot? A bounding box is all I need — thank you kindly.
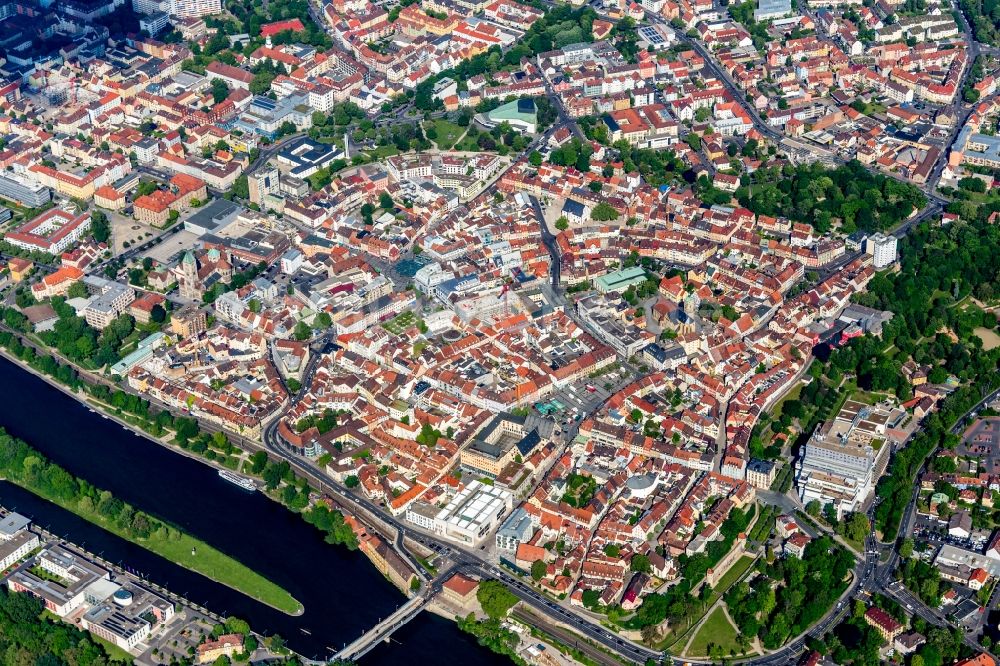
[913,514,990,553]
[537,367,630,428]
[143,229,202,265]
[136,608,215,666]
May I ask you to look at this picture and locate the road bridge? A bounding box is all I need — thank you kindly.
[332,593,429,662]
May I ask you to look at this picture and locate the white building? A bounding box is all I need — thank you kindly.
[8,546,110,617]
[80,583,175,652]
[82,277,136,330]
[139,11,170,34]
[414,262,454,294]
[428,481,514,546]
[865,232,898,269]
[134,0,219,17]
[754,0,791,20]
[0,513,38,572]
[170,0,221,18]
[795,399,900,518]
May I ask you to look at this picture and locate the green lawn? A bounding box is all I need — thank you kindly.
[687,606,741,657]
[660,555,756,650]
[9,479,302,615]
[366,145,400,159]
[427,119,466,150]
[854,100,887,117]
[454,133,484,152]
[768,382,803,426]
[382,310,418,335]
[711,555,756,596]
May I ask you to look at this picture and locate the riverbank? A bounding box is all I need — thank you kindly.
[0,328,519,663]
[0,328,362,548]
[0,347,302,615]
[0,427,302,615]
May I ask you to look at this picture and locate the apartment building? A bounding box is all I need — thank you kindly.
[82,277,137,329]
[5,209,90,255]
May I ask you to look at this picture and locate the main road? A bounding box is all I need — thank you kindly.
[260,404,889,666]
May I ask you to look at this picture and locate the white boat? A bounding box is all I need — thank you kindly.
[218,470,256,492]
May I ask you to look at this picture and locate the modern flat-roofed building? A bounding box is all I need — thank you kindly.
[495,506,534,552]
[865,232,898,269]
[234,94,312,139]
[0,172,51,208]
[433,480,514,546]
[82,277,136,330]
[171,0,221,18]
[0,531,40,572]
[184,198,242,236]
[796,398,903,517]
[248,167,280,205]
[0,511,31,539]
[139,11,170,34]
[275,137,343,179]
[170,306,208,338]
[0,512,38,572]
[755,0,791,20]
[80,582,175,651]
[8,545,110,617]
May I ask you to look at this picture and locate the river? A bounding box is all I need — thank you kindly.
[0,356,507,665]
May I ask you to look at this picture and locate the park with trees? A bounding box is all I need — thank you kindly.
[0,586,127,664]
[455,580,523,663]
[736,160,927,234]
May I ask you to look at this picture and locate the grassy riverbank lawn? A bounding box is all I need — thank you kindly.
[7,477,302,615]
[0,349,302,613]
[42,478,302,614]
[34,481,302,614]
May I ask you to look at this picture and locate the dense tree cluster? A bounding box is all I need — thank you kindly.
[301,503,359,550]
[0,300,134,371]
[616,144,684,186]
[959,0,1000,46]
[736,161,926,234]
[548,138,593,172]
[91,210,111,244]
[898,555,944,607]
[837,217,1000,536]
[728,0,771,49]
[0,329,81,390]
[725,536,853,649]
[0,587,124,665]
[477,580,519,619]
[0,428,176,543]
[295,408,340,435]
[456,613,524,664]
